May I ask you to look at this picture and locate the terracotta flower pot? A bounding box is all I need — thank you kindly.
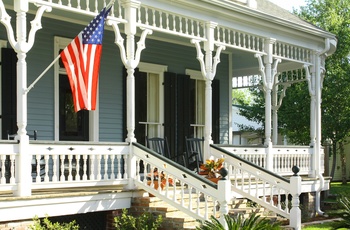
[207,177,220,184]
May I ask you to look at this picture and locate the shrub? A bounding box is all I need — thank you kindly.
[29,215,79,230]
[332,195,350,229]
[196,213,281,230]
[114,208,163,230]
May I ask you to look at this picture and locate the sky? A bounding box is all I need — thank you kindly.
[269,0,307,12]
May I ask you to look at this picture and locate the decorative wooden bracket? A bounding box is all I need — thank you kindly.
[0,2,51,52]
[108,20,152,68]
[255,53,281,91]
[191,39,225,80]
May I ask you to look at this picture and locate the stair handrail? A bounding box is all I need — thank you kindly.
[210,144,292,218]
[132,142,231,223]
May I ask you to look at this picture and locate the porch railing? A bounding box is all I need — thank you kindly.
[218,145,316,176]
[210,144,293,219]
[0,141,129,192]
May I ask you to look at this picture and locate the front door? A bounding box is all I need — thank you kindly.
[59,74,89,141]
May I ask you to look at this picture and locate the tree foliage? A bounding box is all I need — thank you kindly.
[238,0,350,181]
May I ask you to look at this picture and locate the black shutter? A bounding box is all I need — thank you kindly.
[1,48,17,139]
[134,69,147,145]
[176,74,191,158]
[212,79,220,143]
[164,72,177,157]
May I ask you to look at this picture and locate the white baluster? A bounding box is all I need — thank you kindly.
[36,154,41,182]
[137,7,141,23]
[123,154,128,178]
[110,154,115,180]
[238,32,241,47]
[0,155,4,184]
[159,11,163,29]
[197,22,200,37]
[165,13,169,30]
[173,15,176,32]
[190,20,194,36]
[44,155,49,182]
[145,7,149,25]
[77,0,81,9]
[104,154,108,180]
[52,154,57,182]
[179,16,183,33]
[75,155,80,181]
[68,154,73,181]
[10,155,15,184]
[96,154,102,180]
[152,9,156,27]
[116,155,121,179]
[82,154,88,181]
[60,155,65,181]
[95,0,98,13]
[90,154,95,180]
[86,0,90,12]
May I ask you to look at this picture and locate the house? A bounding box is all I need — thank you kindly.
[0,0,337,229]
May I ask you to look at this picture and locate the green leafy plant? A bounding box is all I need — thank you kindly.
[331,195,350,229]
[114,208,163,230]
[196,213,281,230]
[29,215,79,230]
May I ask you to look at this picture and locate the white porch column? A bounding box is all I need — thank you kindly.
[314,54,324,178]
[263,39,275,147]
[14,0,31,196]
[123,0,138,144]
[111,0,152,189]
[255,38,280,170]
[192,21,225,160]
[308,54,316,148]
[272,85,278,145]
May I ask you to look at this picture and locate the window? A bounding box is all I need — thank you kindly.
[186,69,205,138]
[54,37,97,141]
[137,62,167,139]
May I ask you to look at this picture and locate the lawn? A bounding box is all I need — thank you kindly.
[301,182,349,230]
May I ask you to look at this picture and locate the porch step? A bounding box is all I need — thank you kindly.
[130,195,271,230]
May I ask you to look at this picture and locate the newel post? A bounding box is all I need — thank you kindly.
[290,166,302,230]
[218,168,230,230]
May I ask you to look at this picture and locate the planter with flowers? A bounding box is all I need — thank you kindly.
[199,157,224,183]
[146,168,174,196]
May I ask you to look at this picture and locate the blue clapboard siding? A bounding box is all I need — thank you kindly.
[0,11,230,144]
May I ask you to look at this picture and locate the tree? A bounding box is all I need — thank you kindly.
[238,0,350,184]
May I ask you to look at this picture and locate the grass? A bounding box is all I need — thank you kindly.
[329,182,350,196]
[301,182,349,230]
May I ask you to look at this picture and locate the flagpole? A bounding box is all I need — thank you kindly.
[106,0,115,10]
[25,55,60,94]
[25,1,114,95]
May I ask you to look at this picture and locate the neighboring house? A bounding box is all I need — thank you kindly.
[0,0,337,229]
[232,104,263,145]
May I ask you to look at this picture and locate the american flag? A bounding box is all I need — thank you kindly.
[60,7,111,112]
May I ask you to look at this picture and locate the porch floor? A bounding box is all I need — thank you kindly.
[0,185,128,201]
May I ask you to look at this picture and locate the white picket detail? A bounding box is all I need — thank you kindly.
[215,26,266,53]
[273,42,312,63]
[137,5,205,40]
[27,142,129,189]
[210,145,292,218]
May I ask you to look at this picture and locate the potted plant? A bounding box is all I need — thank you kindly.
[146,168,174,195]
[199,157,224,183]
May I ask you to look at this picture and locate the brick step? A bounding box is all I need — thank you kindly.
[131,195,275,230]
